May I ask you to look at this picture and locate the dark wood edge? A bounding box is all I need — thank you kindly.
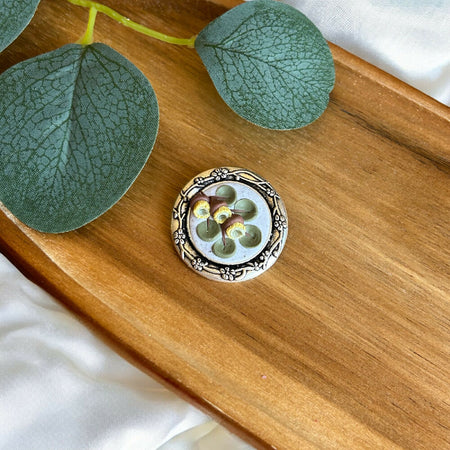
[329,43,450,169]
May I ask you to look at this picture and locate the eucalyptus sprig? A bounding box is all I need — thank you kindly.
[0,0,334,233]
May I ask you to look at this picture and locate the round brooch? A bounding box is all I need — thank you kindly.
[171,167,288,282]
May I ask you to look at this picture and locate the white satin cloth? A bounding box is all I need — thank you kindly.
[1,1,449,449]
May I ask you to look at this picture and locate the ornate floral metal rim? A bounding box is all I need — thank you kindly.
[171,167,288,282]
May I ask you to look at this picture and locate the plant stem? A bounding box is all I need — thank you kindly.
[77,6,97,45]
[68,0,197,47]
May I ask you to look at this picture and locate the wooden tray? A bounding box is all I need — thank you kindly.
[1,0,449,448]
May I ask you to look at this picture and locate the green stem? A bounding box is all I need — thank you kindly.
[68,0,197,47]
[77,6,97,45]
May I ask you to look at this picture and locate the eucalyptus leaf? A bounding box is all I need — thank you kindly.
[195,0,335,129]
[0,0,41,52]
[0,43,159,233]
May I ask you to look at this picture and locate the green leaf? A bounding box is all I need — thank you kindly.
[0,0,41,52]
[195,0,335,130]
[0,43,159,233]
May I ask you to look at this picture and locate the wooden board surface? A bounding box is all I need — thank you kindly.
[1,0,449,448]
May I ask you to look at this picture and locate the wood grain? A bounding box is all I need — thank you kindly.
[1,0,449,448]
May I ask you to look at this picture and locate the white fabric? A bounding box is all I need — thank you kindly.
[1,1,449,449]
